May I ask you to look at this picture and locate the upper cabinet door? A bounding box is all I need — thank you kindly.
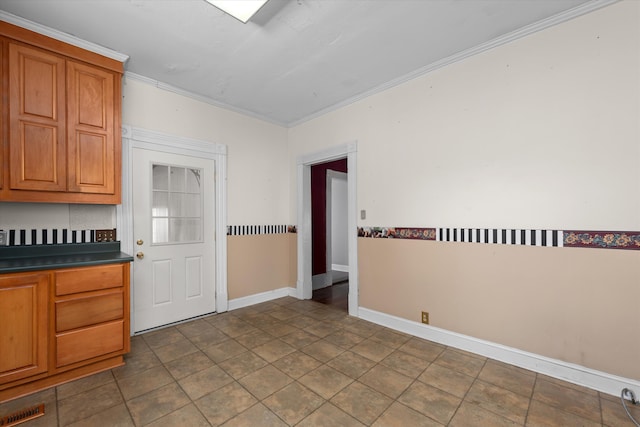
[66,60,116,195]
[8,42,66,192]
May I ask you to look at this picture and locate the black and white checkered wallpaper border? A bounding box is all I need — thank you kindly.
[227,225,295,236]
[437,228,563,247]
[0,228,112,246]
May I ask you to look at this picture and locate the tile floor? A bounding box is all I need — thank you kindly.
[2,296,639,426]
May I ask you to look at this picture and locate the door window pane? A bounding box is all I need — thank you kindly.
[151,163,203,244]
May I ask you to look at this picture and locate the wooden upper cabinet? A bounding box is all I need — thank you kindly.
[0,22,123,204]
[66,60,116,195]
[8,42,66,192]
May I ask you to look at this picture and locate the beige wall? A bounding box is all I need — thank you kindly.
[228,233,296,300]
[288,0,640,383]
[359,237,640,380]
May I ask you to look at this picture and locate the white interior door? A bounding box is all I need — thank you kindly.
[132,147,216,332]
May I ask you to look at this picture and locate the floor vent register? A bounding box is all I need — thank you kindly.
[0,404,44,426]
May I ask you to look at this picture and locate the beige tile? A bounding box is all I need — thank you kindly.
[113,350,162,380]
[57,370,115,400]
[299,365,354,399]
[175,318,215,338]
[301,340,345,363]
[195,382,257,425]
[538,374,599,397]
[142,327,185,349]
[526,399,601,427]
[398,338,445,362]
[372,401,443,427]
[449,401,521,427]
[324,330,367,349]
[263,382,325,425]
[146,403,210,427]
[478,359,536,397]
[117,365,175,401]
[369,329,412,349]
[398,381,461,425]
[533,377,601,423]
[217,320,260,338]
[351,339,395,362]
[126,383,190,426]
[381,350,431,379]
[280,329,321,349]
[259,322,299,337]
[218,350,269,379]
[202,339,247,363]
[272,351,322,379]
[327,351,376,379]
[433,348,486,377]
[418,363,475,398]
[178,365,235,400]
[297,402,365,427]
[164,350,215,380]
[234,329,276,349]
[304,321,336,338]
[268,307,300,321]
[341,319,381,338]
[252,339,297,362]
[291,315,321,328]
[601,393,640,426]
[129,335,152,354]
[66,403,134,427]
[331,381,394,425]
[58,382,124,426]
[238,365,293,400]
[152,338,199,363]
[187,327,230,349]
[464,380,530,424]
[221,403,288,427]
[359,364,413,399]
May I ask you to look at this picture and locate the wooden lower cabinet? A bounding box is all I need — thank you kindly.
[0,263,130,402]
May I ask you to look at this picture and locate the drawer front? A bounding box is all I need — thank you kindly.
[56,289,123,332]
[56,320,124,367]
[56,264,124,296]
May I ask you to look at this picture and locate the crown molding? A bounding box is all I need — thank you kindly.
[288,0,620,127]
[0,11,129,63]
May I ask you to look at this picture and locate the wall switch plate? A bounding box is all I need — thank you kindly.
[0,230,8,246]
[360,210,366,220]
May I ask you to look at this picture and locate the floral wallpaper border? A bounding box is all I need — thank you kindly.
[358,226,640,250]
[563,230,640,250]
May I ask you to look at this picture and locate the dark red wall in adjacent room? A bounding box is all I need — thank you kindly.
[311,158,348,276]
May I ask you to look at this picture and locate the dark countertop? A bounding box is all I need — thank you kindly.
[0,242,133,273]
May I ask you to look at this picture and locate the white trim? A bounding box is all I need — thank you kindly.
[287,0,620,127]
[358,307,640,398]
[331,264,349,272]
[228,287,297,311]
[119,125,228,335]
[296,142,359,316]
[0,11,129,63]
[124,72,286,127]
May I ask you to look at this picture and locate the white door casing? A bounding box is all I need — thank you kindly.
[118,126,227,334]
[297,142,358,316]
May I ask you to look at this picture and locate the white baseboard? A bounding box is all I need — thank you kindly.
[331,264,349,272]
[358,307,640,398]
[228,287,297,311]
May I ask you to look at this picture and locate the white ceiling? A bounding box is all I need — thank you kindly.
[0,0,609,126]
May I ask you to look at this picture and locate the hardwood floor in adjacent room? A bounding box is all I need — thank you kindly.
[312,280,349,312]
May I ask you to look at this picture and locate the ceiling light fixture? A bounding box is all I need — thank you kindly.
[205,0,268,23]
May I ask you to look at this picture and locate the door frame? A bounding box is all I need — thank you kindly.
[297,141,358,316]
[118,125,228,334]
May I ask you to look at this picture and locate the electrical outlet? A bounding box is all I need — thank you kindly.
[421,311,429,324]
[0,230,7,246]
[95,229,116,242]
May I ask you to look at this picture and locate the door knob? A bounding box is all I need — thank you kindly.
[136,239,144,246]
[136,252,144,259]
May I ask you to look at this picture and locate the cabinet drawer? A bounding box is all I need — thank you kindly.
[56,320,124,367]
[56,289,123,332]
[55,264,124,296]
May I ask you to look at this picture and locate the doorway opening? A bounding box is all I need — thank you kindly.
[310,160,348,311]
[296,141,358,317]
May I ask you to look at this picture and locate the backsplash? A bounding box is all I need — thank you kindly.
[0,228,117,246]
